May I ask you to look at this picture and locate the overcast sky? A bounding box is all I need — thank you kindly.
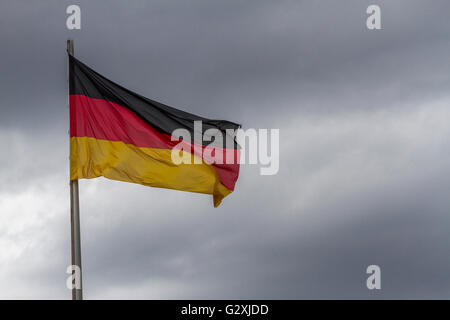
[1,0,450,299]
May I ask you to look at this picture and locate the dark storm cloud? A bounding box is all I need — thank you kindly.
[1,0,450,298]
[2,0,450,126]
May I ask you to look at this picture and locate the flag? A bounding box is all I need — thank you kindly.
[69,55,240,207]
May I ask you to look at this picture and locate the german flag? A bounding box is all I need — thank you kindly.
[69,55,240,207]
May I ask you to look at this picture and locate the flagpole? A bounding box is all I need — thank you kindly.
[67,39,83,300]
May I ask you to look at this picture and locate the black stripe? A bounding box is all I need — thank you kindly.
[69,55,240,148]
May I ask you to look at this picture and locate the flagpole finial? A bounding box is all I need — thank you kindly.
[67,39,74,55]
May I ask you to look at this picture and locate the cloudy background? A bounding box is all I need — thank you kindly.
[0,0,450,299]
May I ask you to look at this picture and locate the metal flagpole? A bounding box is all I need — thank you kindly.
[67,39,83,300]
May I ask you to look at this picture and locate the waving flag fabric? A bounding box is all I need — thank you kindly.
[69,55,240,207]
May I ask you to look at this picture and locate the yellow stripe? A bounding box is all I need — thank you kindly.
[70,137,231,207]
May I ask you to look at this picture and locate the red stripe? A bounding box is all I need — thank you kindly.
[70,94,239,191]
